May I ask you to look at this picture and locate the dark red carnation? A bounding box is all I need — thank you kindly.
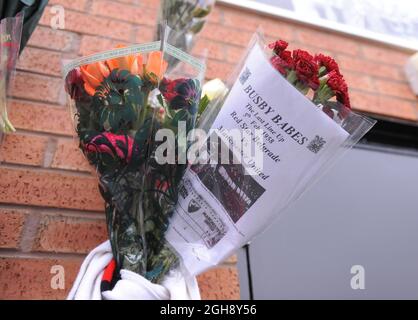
[280,50,294,66]
[293,49,320,90]
[269,40,289,55]
[270,50,294,75]
[315,54,340,74]
[327,71,351,109]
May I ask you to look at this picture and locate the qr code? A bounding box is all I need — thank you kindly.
[240,67,251,85]
[307,136,326,154]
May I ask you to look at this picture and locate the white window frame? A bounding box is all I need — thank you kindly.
[218,0,418,51]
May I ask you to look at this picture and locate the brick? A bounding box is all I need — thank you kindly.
[133,25,155,44]
[0,168,104,212]
[40,7,133,42]
[51,139,91,172]
[48,0,88,11]
[374,79,416,100]
[207,6,223,24]
[12,72,64,105]
[18,47,62,77]
[116,0,158,6]
[0,209,27,249]
[0,257,82,299]
[362,45,411,67]
[221,6,264,32]
[201,23,253,47]
[78,35,129,56]
[337,55,403,81]
[197,267,240,300]
[297,28,360,56]
[350,90,379,113]
[117,0,140,3]
[193,39,225,62]
[34,215,107,254]
[225,45,245,64]
[0,134,48,167]
[222,6,294,40]
[342,72,375,93]
[91,0,157,26]
[206,59,234,81]
[136,0,160,8]
[9,101,73,136]
[351,91,417,121]
[260,21,294,41]
[28,26,75,52]
[287,41,334,57]
[377,96,417,121]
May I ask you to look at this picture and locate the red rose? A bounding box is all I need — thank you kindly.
[271,50,294,75]
[293,49,320,90]
[315,54,340,74]
[327,71,351,109]
[269,40,289,55]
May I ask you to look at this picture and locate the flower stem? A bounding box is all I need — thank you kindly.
[136,92,150,129]
[136,191,147,271]
[4,115,16,133]
[0,106,15,133]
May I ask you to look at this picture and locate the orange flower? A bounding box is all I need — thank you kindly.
[142,51,167,81]
[106,44,143,75]
[80,61,110,96]
[79,46,167,96]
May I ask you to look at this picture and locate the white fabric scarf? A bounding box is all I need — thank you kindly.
[67,241,201,300]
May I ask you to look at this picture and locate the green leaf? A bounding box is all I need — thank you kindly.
[157,94,165,108]
[93,69,144,133]
[134,118,152,147]
[198,94,210,115]
[157,93,173,119]
[192,6,211,18]
[318,66,327,77]
[171,109,189,126]
[190,20,205,34]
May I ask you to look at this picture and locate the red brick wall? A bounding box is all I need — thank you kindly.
[0,0,416,300]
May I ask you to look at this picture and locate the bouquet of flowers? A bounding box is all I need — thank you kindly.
[64,25,376,296]
[157,0,215,71]
[164,33,376,275]
[64,33,207,284]
[0,13,22,141]
[268,39,351,120]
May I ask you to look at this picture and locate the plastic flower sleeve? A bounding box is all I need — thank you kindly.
[165,32,376,276]
[63,25,206,284]
[157,0,215,72]
[0,13,23,143]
